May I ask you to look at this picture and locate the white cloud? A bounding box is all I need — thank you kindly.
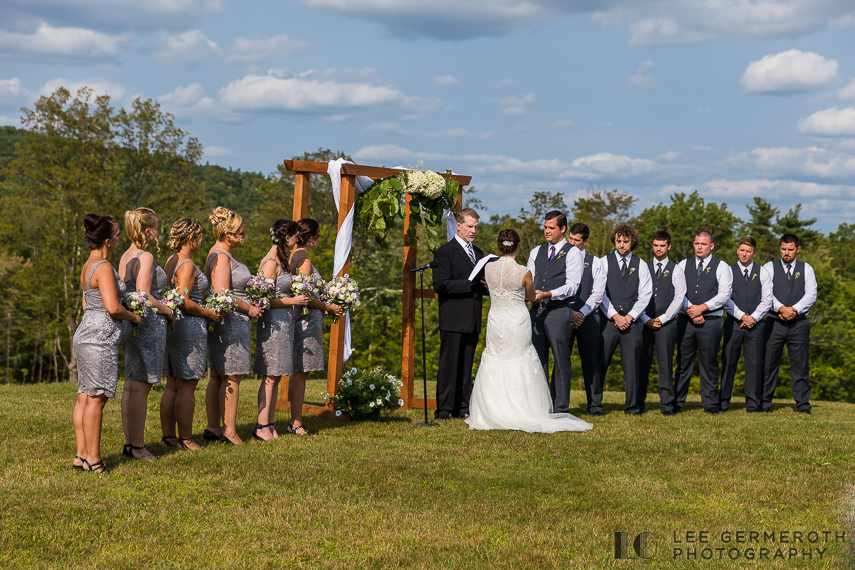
[431,75,459,87]
[366,122,492,140]
[837,79,855,101]
[0,78,33,104]
[155,30,221,63]
[552,120,575,130]
[0,23,128,62]
[495,92,535,115]
[685,178,855,200]
[740,50,838,94]
[224,35,310,64]
[657,151,681,162]
[155,31,308,64]
[629,60,654,88]
[204,146,233,157]
[39,78,127,101]
[797,107,855,136]
[570,152,659,177]
[724,146,855,179]
[0,114,22,127]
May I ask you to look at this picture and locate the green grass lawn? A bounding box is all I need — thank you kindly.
[1,379,853,569]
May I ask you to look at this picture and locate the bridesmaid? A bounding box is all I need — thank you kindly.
[73,214,142,473]
[252,219,309,441]
[119,207,174,461]
[289,218,343,436]
[205,206,261,445]
[161,218,220,450]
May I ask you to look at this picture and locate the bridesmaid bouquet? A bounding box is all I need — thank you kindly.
[291,274,324,316]
[122,291,157,337]
[204,288,238,331]
[321,274,361,323]
[246,272,276,309]
[161,287,187,322]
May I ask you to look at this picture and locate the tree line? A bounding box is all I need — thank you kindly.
[1,87,853,405]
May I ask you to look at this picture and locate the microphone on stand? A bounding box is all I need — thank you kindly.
[410,260,438,272]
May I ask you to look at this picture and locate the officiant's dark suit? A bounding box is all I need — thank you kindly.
[432,209,486,420]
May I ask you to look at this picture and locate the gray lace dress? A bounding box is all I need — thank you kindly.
[73,260,126,399]
[165,258,209,380]
[253,257,295,377]
[292,254,325,373]
[122,251,167,384]
[206,251,252,376]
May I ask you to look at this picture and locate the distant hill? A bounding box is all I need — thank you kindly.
[0,126,24,169]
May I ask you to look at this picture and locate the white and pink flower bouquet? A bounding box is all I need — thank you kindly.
[291,274,324,316]
[161,287,187,321]
[321,274,360,323]
[204,288,238,331]
[123,290,157,336]
[246,271,276,309]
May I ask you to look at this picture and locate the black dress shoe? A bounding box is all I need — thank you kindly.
[703,408,720,415]
[434,416,451,421]
[796,409,811,414]
[588,411,603,416]
[661,410,675,416]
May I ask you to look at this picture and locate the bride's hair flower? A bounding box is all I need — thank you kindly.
[502,241,512,246]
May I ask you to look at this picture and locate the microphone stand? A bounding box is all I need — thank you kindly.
[413,267,438,428]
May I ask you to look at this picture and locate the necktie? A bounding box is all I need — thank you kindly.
[549,245,555,261]
[744,268,749,282]
[786,263,792,281]
[621,257,627,276]
[466,242,476,264]
[697,259,704,276]
[656,262,662,278]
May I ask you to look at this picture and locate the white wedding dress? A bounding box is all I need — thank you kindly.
[466,257,593,433]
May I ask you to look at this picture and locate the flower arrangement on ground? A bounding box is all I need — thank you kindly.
[122,291,157,336]
[204,288,237,331]
[325,366,404,421]
[246,271,276,309]
[321,274,360,323]
[291,273,324,316]
[354,162,460,253]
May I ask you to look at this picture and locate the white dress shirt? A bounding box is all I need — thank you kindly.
[639,256,686,325]
[724,261,773,321]
[761,258,817,315]
[576,249,606,317]
[526,238,583,301]
[454,234,475,261]
[678,255,733,317]
[598,251,652,320]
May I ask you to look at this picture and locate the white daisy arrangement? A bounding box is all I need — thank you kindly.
[325,366,404,420]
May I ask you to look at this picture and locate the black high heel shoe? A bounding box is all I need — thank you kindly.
[252,423,274,441]
[176,437,197,450]
[83,459,110,474]
[202,429,220,442]
[160,436,178,448]
[73,456,85,471]
[122,444,159,460]
[219,433,239,445]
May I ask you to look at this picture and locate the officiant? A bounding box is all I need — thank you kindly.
[432,208,486,420]
[526,211,583,414]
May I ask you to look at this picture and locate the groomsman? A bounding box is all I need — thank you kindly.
[567,223,606,415]
[598,223,652,415]
[674,231,733,414]
[528,211,583,414]
[762,234,817,413]
[639,231,686,415]
[432,208,486,420]
[720,237,772,412]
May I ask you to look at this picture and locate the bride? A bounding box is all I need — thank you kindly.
[466,229,593,433]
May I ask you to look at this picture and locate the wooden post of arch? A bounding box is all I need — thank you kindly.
[275,160,471,417]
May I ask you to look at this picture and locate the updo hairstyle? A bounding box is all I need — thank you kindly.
[271,219,299,271]
[167,217,203,251]
[83,214,118,250]
[295,218,320,248]
[497,228,520,255]
[125,207,159,254]
[209,207,243,241]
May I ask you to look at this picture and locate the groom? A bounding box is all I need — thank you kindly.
[432,208,486,420]
[527,211,583,414]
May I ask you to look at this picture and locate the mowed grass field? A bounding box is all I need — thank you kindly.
[1,378,854,569]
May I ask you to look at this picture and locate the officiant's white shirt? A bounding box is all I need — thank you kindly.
[526,238,583,301]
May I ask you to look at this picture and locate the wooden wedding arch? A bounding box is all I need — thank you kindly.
[275,160,472,418]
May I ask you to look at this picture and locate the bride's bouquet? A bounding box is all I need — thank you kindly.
[321,274,360,323]
[290,274,324,316]
[160,287,187,322]
[204,288,238,331]
[246,271,276,309]
[122,291,157,336]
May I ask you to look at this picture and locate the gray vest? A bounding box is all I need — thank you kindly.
[769,259,806,316]
[730,262,762,316]
[645,259,675,318]
[534,242,574,307]
[572,252,595,311]
[605,254,641,316]
[685,256,721,309]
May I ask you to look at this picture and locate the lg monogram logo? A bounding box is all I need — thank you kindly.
[614,532,657,559]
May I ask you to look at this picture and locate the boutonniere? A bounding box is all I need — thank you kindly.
[751,274,757,281]
[584,262,590,268]
[629,267,636,275]
[555,250,567,261]
[662,270,670,278]
[705,267,712,275]
[795,272,801,279]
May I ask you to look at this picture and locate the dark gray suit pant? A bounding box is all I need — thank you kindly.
[600,317,644,414]
[763,317,811,412]
[436,329,479,419]
[641,319,678,413]
[720,316,765,411]
[531,304,573,414]
[571,311,603,413]
[675,316,723,412]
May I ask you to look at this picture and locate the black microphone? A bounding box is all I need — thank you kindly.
[411,260,438,272]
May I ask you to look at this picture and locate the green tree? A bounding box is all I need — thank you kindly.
[773,203,820,245]
[742,197,779,263]
[570,186,637,257]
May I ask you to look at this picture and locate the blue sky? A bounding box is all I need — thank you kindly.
[2,0,855,231]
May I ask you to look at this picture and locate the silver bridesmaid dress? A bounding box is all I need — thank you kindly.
[165,258,209,380]
[206,251,252,376]
[291,254,325,373]
[253,257,295,377]
[122,251,167,383]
